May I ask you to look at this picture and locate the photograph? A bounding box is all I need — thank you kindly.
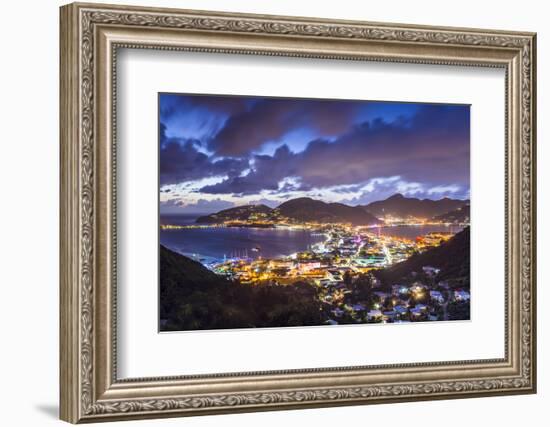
[159,94,471,331]
[55,2,537,422]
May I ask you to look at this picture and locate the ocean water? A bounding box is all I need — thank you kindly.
[160,214,325,261]
[159,214,464,262]
[160,214,203,226]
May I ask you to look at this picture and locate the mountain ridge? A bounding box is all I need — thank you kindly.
[363,193,469,220]
[376,226,470,287]
[432,204,470,224]
[276,197,381,226]
[194,194,470,225]
[196,204,272,224]
[196,196,382,226]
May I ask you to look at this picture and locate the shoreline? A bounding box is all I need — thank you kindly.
[161,224,467,276]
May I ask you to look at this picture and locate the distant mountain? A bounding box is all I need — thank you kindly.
[433,204,470,224]
[363,193,469,220]
[376,227,470,287]
[196,204,273,224]
[196,197,382,226]
[276,197,382,226]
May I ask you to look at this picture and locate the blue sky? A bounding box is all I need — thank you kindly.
[159,93,470,214]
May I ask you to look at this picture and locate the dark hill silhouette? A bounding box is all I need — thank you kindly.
[196,204,272,224]
[363,193,469,219]
[196,197,382,225]
[160,245,231,320]
[159,245,324,331]
[376,227,470,287]
[277,197,381,225]
[433,204,470,224]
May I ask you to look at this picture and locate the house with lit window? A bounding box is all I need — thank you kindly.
[454,290,470,302]
[430,290,445,303]
[367,309,382,321]
[422,266,440,276]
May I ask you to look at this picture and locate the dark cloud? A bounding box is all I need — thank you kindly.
[339,179,469,206]
[200,145,298,195]
[207,98,362,156]
[160,93,249,120]
[160,123,248,186]
[160,198,235,214]
[297,105,470,188]
[199,105,469,195]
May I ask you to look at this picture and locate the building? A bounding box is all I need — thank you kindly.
[297,261,321,273]
[367,309,382,321]
[373,291,390,301]
[422,266,441,276]
[394,305,408,316]
[382,310,396,322]
[410,307,425,318]
[430,290,445,303]
[454,290,471,302]
[332,308,345,317]
[438,280,450,289]
[327,270,343,281]
[351,304,366,312]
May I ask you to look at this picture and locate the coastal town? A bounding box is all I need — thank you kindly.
[160,199,471,325]
[158,95,472,331]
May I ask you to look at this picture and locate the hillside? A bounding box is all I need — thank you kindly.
[196,204,273,224]
[160,245,231,321]
[277,197,382,225]
[160,245,324,331]
[433,204,470,224]
[363,193,469,220]
[196,197,382,226]
[376,227,470,287]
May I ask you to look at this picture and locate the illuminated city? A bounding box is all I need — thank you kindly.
[161,208,469,326]
[158,93,470,331]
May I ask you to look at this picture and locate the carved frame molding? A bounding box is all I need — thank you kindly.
[60,2,536,423]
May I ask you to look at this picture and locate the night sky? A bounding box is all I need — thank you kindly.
[159,93,470,214]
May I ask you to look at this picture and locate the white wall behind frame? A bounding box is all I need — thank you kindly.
[117,48,505,378]
[0,1,546,427]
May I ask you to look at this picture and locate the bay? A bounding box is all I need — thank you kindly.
[160,214,464,263]
[160,214,325,262]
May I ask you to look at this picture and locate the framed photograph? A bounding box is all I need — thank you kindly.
[60,2,537,423]
[158,93,472,332]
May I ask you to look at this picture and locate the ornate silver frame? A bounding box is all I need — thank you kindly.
[60,2,537,423]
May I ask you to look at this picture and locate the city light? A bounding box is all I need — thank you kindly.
[162,213,469,324]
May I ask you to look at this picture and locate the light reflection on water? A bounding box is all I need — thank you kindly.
[160,215,463,263]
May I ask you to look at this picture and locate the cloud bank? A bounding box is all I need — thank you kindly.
[159,94,470,213]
